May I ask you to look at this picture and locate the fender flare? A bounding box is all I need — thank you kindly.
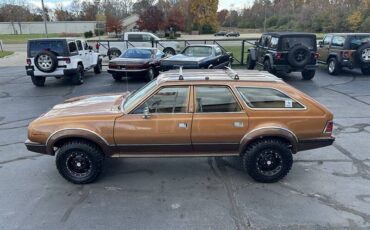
[239,127,298,154]
[264,54,274,66]
[327,53,340,63]
[46,128,112,155]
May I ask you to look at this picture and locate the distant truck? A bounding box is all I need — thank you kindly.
[97,32,180,59]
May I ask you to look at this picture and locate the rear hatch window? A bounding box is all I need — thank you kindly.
[281,36,316,51]
[28,40,68,57]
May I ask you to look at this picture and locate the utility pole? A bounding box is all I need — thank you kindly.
[263,2,267,32]
[41,0,48,37]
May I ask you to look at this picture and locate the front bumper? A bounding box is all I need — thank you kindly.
[297,137,335,151]
[25,139,48,154]
[25,66,78,77]
[273,64,317,72]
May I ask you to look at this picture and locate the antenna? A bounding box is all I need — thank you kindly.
[178,66,184,80]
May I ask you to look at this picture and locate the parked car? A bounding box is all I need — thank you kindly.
[317,33,370,75]
[247,32,318,80]
[97,32,180,59]
[107,47,165,82]
[214,31,227,36]
[161,45,232,70]
[26,38,102,86]
[226,31,240,37]
[25,68,334,184]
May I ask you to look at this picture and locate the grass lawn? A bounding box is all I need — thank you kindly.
[223,45,251,66]
[0,51,14,58]
[0,33,81,44]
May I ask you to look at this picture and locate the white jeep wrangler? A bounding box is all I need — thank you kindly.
[26,38,102,86]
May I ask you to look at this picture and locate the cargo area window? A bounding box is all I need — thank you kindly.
[332,36,345,47]
[237,87,304,109]
[133,86,189,114]
[195,86,241,113]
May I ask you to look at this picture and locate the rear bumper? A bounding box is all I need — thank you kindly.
[273,64,317,72]
[107,68,149,74]
[25,139,48,154]
[297,137,335,151]
[25,66,78,77]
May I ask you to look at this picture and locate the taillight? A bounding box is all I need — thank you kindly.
[26,59,31,65]
[64,58,71,64]
[275,52,283,60]
[323,120,334,134]
[342,51,351,59]
[109,63,117,69]
[314,52,319,59]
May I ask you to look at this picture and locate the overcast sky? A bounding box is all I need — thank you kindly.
[26,0,251,10]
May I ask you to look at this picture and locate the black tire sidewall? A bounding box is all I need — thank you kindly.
[287,45,311,68]
[31,75,46,86]
[247,54,255,69]
[163,48,176,56]
[72,65,84,85]
[328,58,340,75]
[34,51,58,73]
[357,44,370,64]
[94,58,102,74]
[108,48,122,60]
[146,67,154,81]
[56,141,103,184]
[302,70,315,80]
[243,139,293,183]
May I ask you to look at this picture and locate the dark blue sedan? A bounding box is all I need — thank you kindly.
[161,45,232,71]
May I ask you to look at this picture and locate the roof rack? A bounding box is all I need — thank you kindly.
[224,66,239,80]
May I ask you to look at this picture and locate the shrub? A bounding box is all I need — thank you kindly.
[361,17,370,32]
[84,31,93,38]
[94,29,104,36]
[201,24,215,34]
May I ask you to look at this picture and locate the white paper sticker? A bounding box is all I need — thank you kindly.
[285,99,293,108]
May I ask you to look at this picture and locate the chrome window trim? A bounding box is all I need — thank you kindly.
[235,86,307,111]
[46,128,110,147]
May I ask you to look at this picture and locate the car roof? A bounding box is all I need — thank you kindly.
[184,44,219,48]
[28,37,83,41]
[325,33,370,36]
[263,32,316,37]
[126,47,157,50]
[156,69,283,85]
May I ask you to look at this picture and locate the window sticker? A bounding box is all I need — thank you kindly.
[285,99,293,108]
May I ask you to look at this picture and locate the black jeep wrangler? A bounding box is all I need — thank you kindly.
[247,32,318,80]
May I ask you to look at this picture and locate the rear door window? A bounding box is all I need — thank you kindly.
[237,87,304,109]
[76,40,83,51]
[350,35,370,49]
[281,36,316,50]
[270,37,278,49]
[28,40,67,57]
[195,86,241,113]
[331,36,345,47]
[323,35,333,46]
[68,41,78,54]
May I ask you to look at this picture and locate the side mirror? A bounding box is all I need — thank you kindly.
[142,107,151,119]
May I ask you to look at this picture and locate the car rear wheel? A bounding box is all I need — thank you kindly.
[56,140,104,184]
[31,75,46,87]
[72,65,84,85]
[246,54,256,70]
[112,74,122,81]
[163,47,176,56]
[242,138,293,183]
[327,58,341,75]
[361,66,370,75]
[94,58,102,74]
[301,69,316,80]
[145,67,155,81]
[108,48,122,60]
[263,59,276,75]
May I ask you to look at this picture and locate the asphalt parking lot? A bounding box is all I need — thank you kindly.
[0,66,370,230]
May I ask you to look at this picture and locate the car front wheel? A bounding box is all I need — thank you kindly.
[327,58,341,75]
[263,59,276,75]
[246,54,256,70]
[72,65,84,85]
[145,67,155,81]
[242,138,293,183]
[94,59,102,74]
[56,140,104,184]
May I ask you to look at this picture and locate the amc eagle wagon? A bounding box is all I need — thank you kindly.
[26,68,335,184]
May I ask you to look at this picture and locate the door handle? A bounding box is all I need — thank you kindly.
[178,123,187,128]
[234,121,244,128]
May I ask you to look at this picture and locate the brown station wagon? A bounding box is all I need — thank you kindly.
[25,68,335,184]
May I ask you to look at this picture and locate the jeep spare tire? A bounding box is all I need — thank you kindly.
[34,51,58,73]
[287,45,311,68]
[357,43,370,63]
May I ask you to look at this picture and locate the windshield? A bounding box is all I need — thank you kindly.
[183,46,213,57]
[123,80,157,111]
[121,49,153,59]
[281,37,316,51]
